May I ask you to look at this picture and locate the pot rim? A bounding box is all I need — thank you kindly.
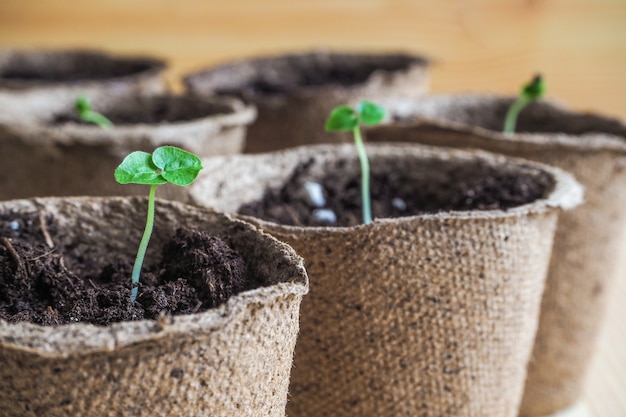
[49,94,256,131]
[194,143,584,235]
[183,49,430,98]
[60,94,254,128]
[0,95,257,146]
[0,48,167,91]
[385,93,626,154]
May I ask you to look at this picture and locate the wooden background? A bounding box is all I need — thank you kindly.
[1,0,625,415]
[1,0,625,118]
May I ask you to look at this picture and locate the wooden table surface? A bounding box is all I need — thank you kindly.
[1,1,624,415]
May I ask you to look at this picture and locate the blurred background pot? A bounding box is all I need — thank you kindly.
[368,94,626,417]
[0,94,255,200]
[0,196,308,417]
[184,50,429,153]
[0,49,168,123]
[187,144,582,417]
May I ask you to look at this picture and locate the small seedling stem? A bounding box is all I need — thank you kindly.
[130,184,157,303]
[81,111,114,129]
[75,95,113,129]
[503,74,546,134]
[352,126,372,224]
[503,96,530,134]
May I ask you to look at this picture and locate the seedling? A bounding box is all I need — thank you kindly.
[75,95,113,129]
[114,146,203,302]
[503,74,546,134]
[325,101,387,224]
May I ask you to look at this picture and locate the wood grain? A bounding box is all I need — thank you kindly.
[0,1,624,415]
[0,0,624,118]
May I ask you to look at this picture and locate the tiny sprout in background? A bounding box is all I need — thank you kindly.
[325,101,387,224]
[115,146,203,302]
[503,74,546,134]
[75,95,114,129]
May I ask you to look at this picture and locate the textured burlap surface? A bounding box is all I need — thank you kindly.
[187,144,583,417]
[0,94,255,201]
[183,50,429,153]
[0,196,308,417]
[0,49,168,123]
[367,94,626,417]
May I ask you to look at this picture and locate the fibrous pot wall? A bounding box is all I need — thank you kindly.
[369,95,626,416]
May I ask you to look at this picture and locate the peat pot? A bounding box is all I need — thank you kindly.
[184,50,429,153]
[0,49,167,123]
[0,94,255,200]
[187,144,583,417]
[0,196,308,417]
[368,94,626,417]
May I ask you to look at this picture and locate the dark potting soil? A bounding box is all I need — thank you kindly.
[239,158,550,227]
[0,214,252,326]
[212,54,424,98]
[1,59,155,83]
[393,99,626,137]
[51,98,231,126]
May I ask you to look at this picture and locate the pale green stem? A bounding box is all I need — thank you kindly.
[130,184,157,303]
[353,126,372,224]
[81,110,113,129]
[503,96,530,134]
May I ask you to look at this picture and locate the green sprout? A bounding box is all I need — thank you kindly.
[503,74,546,134]
[114,146,203,302]
[325,101,387,225]
[75,95,113,129]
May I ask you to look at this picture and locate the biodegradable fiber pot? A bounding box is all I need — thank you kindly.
[0,196,308,417]
[0,49,167,123]
[184,50,429,153]
[187,144,583,417]
[367,94,626,417]
[0,94,255,201]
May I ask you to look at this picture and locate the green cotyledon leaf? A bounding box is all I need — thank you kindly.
[114,151,167,185]
[521,74,546,101]
[325,106,359,132]
[357,101,387,125]
[151,146,203,186]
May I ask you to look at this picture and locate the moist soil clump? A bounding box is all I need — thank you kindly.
[0,215,251,326]
[239,158,550,227]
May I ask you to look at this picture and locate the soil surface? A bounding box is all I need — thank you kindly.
[52,98,230,126]
[0,214,252,326]
[393,100,626,137]
[1,60,154,83]
[237,63,390,94]
[239,158,550,227]
[211,54,422,98]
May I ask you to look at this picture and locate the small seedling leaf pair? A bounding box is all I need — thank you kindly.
[75,95,114,129]
[325,101,387,132]
[115,146,203,186]
[520,74,546,102]
[115,146,203,303]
